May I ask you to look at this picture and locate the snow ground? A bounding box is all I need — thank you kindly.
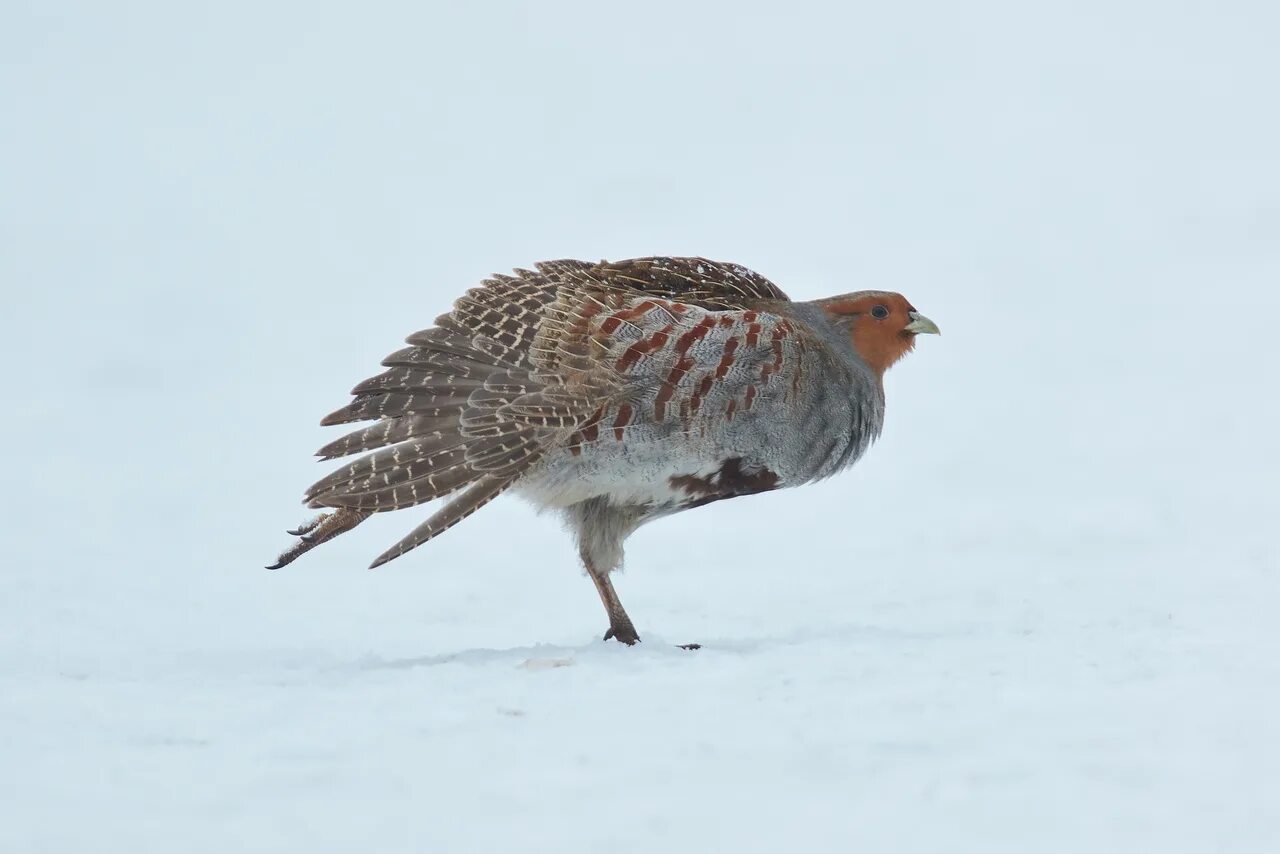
[3,2,1279,852]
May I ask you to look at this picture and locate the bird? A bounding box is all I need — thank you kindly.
[267,257,939,645]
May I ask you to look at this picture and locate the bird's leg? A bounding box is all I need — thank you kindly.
[584,559,640,645]
[569,498,700,648]
[568,498,644,645]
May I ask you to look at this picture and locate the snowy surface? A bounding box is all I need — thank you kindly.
[3,2,1279,852]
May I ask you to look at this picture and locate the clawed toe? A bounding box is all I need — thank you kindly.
[266,508,371,571]
[285,514,327,538]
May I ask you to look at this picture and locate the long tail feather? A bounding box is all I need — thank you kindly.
[316,413,463,460]
[368,475,519,568]
[320,391,476,426]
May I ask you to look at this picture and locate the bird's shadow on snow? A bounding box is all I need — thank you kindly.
[351,622,958,672]
[353,640,686,671]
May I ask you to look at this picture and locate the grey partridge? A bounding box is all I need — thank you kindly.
[268,257,939,645]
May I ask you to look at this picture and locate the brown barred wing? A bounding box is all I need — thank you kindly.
[560,292,811,450]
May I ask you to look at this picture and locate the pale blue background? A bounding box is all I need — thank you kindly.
[3,2,1278,852]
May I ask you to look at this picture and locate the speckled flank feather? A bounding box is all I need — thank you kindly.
[267,256,938,642]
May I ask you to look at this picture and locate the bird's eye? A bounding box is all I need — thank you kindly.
[870,305,889,319]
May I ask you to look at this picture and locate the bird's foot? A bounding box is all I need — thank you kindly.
[600,627,700,651]
[603,623,641,646]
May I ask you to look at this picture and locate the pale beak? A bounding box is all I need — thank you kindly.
[904,311,941,335]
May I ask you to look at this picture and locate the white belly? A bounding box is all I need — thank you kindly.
[513,441,728,510]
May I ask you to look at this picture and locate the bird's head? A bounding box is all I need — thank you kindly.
[818,291,940,377]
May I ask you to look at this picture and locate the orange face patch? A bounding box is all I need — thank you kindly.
[820,292,921,377]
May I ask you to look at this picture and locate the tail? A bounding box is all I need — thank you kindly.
[267,329,555,569]
[267,269,616,571]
